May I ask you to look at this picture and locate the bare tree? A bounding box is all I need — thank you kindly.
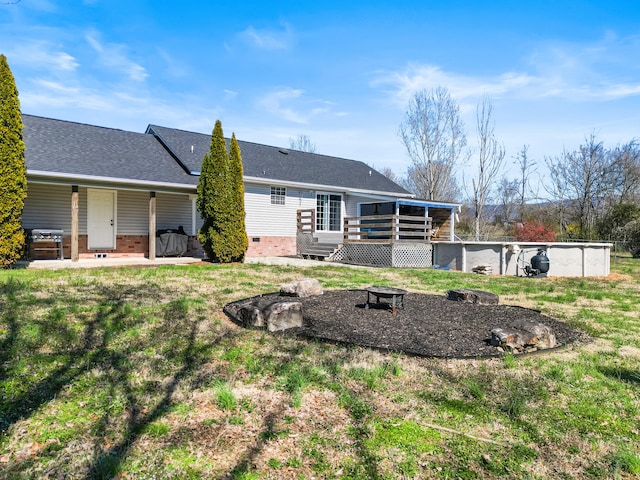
[380,166,400,183]
[496,176,519,225]
[398,87,466,201]
[403,164,461,201]
[288,134,317,153]
[469,95,505,240]
[545,134,620,239]
[514,145,538,220]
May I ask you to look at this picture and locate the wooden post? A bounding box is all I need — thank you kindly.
[71,185,79,262]
[149,192,156,260]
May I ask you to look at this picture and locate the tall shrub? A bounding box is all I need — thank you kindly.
[197,120,229,262]
[196,121,247,262]
[0,54,27,267]
[227,133,248,261]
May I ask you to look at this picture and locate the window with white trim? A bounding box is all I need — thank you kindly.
[316,193,342,231]
[270,186,286,205]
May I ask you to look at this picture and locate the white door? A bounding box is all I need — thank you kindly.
[88,189,116,249]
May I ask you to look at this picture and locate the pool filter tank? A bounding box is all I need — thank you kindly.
[525,249,549,277]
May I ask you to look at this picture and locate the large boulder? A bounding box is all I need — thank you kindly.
[224,296,303,332]
[447,289,499,305]
[280,278,323,298]
[264,301,303,332]
[490,319,557,353]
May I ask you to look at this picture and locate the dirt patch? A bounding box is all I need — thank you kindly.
[228,290,591,358]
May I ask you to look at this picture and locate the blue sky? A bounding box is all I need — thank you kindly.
[2,0,640,187]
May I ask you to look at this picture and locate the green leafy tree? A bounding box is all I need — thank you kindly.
[622,220,640,258]
[596,202,640,241]
[227,133,248,261]
[0,54,27,267]
[196,121,247,262]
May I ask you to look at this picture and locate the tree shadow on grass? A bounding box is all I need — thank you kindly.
[0,277,89,436]
[0,279,225,479]
[597,366,640,386]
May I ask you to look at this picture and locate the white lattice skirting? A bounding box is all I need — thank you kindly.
[332,243,433,268]
[296,233,314,257]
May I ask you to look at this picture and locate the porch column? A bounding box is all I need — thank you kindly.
[149,192,156,260]
[189,194,197,236]
[71,185,79,262]
[449,208,456,241]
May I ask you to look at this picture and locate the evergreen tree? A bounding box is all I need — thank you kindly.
[0,54,27,267]
[197,120,230,262]
[227,133,248,261]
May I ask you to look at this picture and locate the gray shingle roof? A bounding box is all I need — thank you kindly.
[23,115,198,187]
[22,114,410,196]
[147,124,411,195]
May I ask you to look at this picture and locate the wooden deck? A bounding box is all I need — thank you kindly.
[343,214,433,243]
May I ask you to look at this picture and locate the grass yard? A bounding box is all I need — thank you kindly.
[1,257,639,479]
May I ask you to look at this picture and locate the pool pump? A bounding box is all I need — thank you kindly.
[518,248,550,278]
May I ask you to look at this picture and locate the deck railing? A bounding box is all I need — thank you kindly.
[343,215,433,243]
[297,209,315,234]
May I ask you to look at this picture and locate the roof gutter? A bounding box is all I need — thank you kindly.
[27,170,197,192]
[243,175,414,198]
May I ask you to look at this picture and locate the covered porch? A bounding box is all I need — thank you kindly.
[22,181,203,262]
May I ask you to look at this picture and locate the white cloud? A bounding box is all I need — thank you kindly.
[257,88,344,124]
[258,88,308,124]
[239,23,293,50]
[223,89,238,101]
[373,34,640,110]
[85,30,148,82]
[5,41,78,72]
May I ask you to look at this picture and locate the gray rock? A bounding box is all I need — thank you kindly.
[511,319,557,349]
[447,289,499,305]
[264,301,303,332]
[490,319,557,352]
[237,305,265,328]
[280,278,323,298]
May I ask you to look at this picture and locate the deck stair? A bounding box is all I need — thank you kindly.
[300,241,340,260]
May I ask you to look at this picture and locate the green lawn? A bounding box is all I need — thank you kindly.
[1,258,639,479]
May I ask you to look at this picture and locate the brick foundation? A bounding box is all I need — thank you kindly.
[78,235,148,258]
[27,234,296,260]
[246,236,296,257]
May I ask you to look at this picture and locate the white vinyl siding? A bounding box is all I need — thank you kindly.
[116,190,147,235]
[156,192,193,231]
[22,183,87,235]
[244,183,315,236]
[23,183,195,237]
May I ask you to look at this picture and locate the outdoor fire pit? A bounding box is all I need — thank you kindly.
[365,286,407,314]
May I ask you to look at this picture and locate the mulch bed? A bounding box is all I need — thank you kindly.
[229,290,591,358]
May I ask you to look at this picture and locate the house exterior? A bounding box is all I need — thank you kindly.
[21,114,460,261]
